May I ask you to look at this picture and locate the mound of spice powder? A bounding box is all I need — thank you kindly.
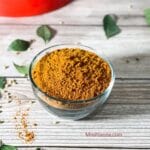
[32,48,111,100]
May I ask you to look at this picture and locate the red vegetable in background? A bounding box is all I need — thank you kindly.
[0,0,71,17]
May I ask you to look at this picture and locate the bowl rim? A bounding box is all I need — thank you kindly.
[29,43,115,104]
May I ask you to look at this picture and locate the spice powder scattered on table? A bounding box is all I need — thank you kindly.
[32,48,111,100]
[14,108,35,143]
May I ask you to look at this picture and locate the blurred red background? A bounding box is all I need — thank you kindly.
[0,0,71,17]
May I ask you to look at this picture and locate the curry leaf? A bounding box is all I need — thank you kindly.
[0,120,4,124]
[36,25,52,43]
[13,63,29,76]
[8,39,30,51]
[144,8,150,25]
[0,144,17,150]
[0,77,6,89]
[103,14,121,38]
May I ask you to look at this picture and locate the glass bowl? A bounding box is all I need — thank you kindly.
[29,44,115,120]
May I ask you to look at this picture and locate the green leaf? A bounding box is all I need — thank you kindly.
[36,25,52,43]
[103,14,121,38]
[144,8,150,25]
[0,77,6,89]
[0,120,4,124]
[0,144,17,150]
[8,39,30,51]
[13,63,29,76]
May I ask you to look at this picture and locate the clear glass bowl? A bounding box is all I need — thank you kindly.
[29,44,115,120]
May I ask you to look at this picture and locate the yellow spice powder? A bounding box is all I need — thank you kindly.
[32,48,111,100]
[14,109,35,143]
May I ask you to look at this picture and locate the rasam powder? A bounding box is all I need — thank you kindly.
[32,48,111,100]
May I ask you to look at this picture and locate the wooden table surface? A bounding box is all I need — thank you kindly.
[0,0,150,149]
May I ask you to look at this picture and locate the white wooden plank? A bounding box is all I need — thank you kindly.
[17,148,138,150]
[0,78,150,148]
[17,148,139,150]
[0,0,148,26]
[0,78,150,104]
[0,25,150,78]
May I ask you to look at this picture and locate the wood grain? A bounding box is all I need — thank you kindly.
[0,0,148,26]
[0,25,150,78]
[17,148,142,150]
[0,0,150,149]
[0,78,150,148]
